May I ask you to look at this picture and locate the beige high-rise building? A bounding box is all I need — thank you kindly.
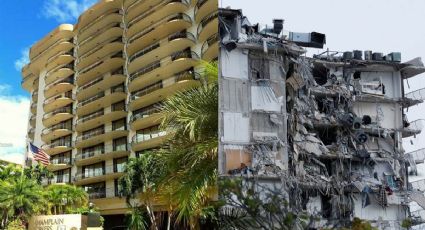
[21,0,218,227]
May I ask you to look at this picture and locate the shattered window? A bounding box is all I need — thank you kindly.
[249,56,270,80]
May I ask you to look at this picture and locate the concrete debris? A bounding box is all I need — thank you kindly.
[219,8,425,229]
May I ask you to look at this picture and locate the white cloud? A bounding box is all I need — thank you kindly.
[0,84,30,166]
[14,47,30,71]
[42,0,97,23]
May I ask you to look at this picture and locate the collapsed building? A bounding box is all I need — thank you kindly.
[218,8,425,229]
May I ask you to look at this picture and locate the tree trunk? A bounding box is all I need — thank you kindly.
[145,202,158,230]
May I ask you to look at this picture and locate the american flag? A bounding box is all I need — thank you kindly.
[29,143,50,166]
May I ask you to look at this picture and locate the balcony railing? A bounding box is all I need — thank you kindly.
[128,0,190,28]
[132,130,167,144]
[43,91,73,105]
[44,76,74,92]
[129,32,196,63]
[405,119,424,133]
[31,91,38,99]
[76,144,129,161]
[75,165,125,181]
[79,9,122,34]
[46,63,74,78]
[129,50,199,82]
[131,104,162,123]
[202,33,219,55]
[79,36,123,59]
[78,92,105,107]
[128,13,192,44]
[22,74,35,84]
[43,106,72,120]
[77,109,104,125]
[79,127,105,141]
[79,22,122,47]
[197,11,218,36]
[46,50,74,63]
[51,157,72,165]
[42,140,72,150]
[78,51,123,75]
[42,122,72,135]
[405,87,425,102]
[130,82,162,101]
[31,38,72,63]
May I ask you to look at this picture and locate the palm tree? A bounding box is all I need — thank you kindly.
[126,206,148,230]
[44,184,88,215]
[119,154,165,230]
[157,61,218,229]
[0,173,45,228]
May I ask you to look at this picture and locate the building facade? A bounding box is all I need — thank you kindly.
[219,8,425,229]
[22,0,218,226]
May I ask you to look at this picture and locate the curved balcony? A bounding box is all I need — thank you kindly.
[77,73,125,101]
[30,102,37,114]
[45,51,74,72]
[127,0,190,39]
[76,56,124,87]
[76,91,127,116]
[45,63,74,86]
[125,0,163,21]
[130,106,163,131]
[43,106,73,127]
[28,128,35,140]
[30,24,73,61]
[79,12,122,42]
[22,73,36,92]
[79,22,122,51]
[131,131,170,152]
[77,0,121,32]
[127,13,192,57]
[76,109,127,132]
[31,40,74,72]
[30,115,36,127]
[43,91,74,113]
[77,41,123,71]
[41,122,73,142]
[128,51,199,92]
[44,76,74,99]
[75,129,129,149]
[74,165,125,186]
[197,11,218,43]
[75,146,130,166]
[129,71,200,111]
[201,33,219,61]
[195,0,217,23]
[47,157,72,171]
[31,90,38,101]
[42,141,72,155]
[128,32,196,74]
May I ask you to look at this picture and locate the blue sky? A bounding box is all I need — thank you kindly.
[0,0,96,164]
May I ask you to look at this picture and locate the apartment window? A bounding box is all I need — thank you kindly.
[83,182,106,199]
[113,137,127,151]
[51,135,72,147]
[83,162,105,178]
[132,102,162,119]
[114,179,122,197]
[112,100,125,112]
[51,151,71,164]
[52,168,70,184]
[112,118,126,131]
[82,125,104,140]
[111,83,125,93]
[114,157,128,173]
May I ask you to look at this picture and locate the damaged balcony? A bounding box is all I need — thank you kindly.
[404,87,425,108]
[402,119,424,138]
